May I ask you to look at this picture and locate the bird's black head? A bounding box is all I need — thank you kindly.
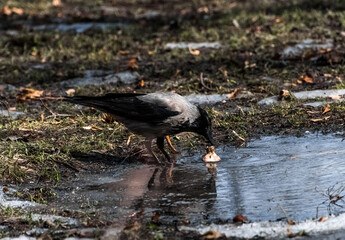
[195,107,216,146]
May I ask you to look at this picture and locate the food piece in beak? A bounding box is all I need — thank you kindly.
[202,146,221,162]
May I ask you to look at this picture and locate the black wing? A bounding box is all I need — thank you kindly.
[64,93,180,123]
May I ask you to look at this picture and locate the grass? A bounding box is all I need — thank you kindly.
[1,0,345,190]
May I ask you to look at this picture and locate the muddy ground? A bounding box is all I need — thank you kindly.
[1,0,345,239]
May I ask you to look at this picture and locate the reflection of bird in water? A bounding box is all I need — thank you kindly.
[130,163,218,223]
[205,162,218,176]
[64,92,215,163]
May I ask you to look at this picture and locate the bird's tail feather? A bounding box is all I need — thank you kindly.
[63,96,111,111]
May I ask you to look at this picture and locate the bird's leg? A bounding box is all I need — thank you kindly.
[165,136,180,154]
[157,137,171,162]
[144,139,161,164]
[147,167,159,189]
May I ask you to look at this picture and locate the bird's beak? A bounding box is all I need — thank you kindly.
[205,130,216,146]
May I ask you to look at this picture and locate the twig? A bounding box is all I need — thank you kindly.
[232,130,245,142]
[200,72,213,90]
[46,114,74,119]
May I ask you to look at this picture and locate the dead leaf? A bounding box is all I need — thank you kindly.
[299,75,313,83]
[201,230,225,239]
[3,187,9,193]
[41,113,44,123]
[189,47,200,56]
[226,88,243,99]
[65,89,75,96]
[322,104,330,115]
[318,217,326,222]
[151,213,160,222]
[278,89,290,100]
[304,76,313,83]
[52,0,61,7]
[323,73,332,77]
[197,7,208,13]
[275,18,282,23]
[12,7,23,15]
[147,50,154,55]
[16,88,44,102]
[139,80,145,87]
[233,214,248,223]
[127,58,138,69]
[3,6,12,15]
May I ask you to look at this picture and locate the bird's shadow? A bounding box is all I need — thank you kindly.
[70,151,125,166]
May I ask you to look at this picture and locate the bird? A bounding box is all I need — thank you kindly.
[64,92,215,163]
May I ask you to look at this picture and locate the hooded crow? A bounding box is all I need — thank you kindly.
[64,92,215,163]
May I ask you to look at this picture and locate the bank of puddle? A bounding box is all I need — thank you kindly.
[3,132,345,238]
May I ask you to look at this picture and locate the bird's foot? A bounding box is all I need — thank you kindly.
[165,136,180,154]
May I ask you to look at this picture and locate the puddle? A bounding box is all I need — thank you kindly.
[281,39,333,59]
[60,70,139,88]
[32,22,125,33]
[0,110,25,119]
[186,91,253,105]
[0,187,39,208]
[165,42,222,49]
[258,88,345,106]
[186,94,228,105]
[45,132,345,235]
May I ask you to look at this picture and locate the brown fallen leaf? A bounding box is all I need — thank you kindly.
[189,47,200,56]
[278,89,290,100]
[201,230,225,239]
[3,6,12,15]
[318,216,326,222]
[41,113,44,123]
[299,75,313,83]
[322,104,330,115]
[65,89,75,96]
[12,7,23,15]
[52,0,62,7]
[226,88,243,99]
[233,214,248,223]
[127,58,138,69]
[16,88,44,102]
[139,79,145,87]
[151,213,160,222]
